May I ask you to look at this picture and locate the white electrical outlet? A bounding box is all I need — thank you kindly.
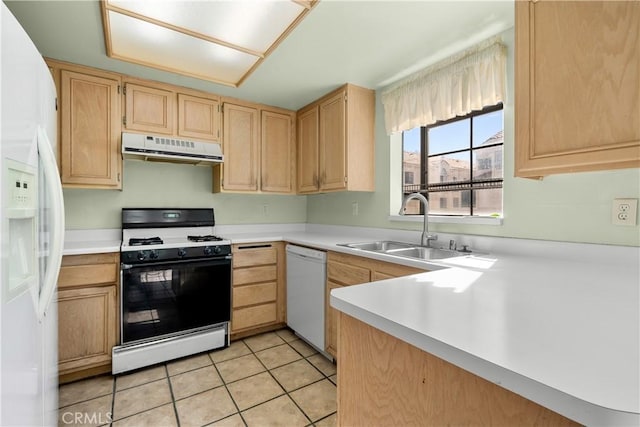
[612,198,638,226]
[352,202,358,216]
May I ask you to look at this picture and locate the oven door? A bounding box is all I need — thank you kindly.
[120,256,231,345]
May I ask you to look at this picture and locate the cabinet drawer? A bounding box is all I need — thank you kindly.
[232,303,277,331]
[233,282,277,308]
[371,261,426,279]
[327,261,370,285]
[233,265,277,286]
[58,263,118,289]
[233,246,277,268]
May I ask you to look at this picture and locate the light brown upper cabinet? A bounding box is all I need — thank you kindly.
[124,81,175,135]
[515,0,640,178]
[48,59,122,189]
[123,80,221,142]
[261,110,295,193]
[218,103,260,192]
[178,93,220,141]
[214,101,295,194]
[296,84,375,193]
[297,106,320,193]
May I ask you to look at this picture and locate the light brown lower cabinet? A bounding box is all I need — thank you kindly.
[231,242,286,338]
[338,313,580,426]
[57,253,119,384]
[325,251,426,359]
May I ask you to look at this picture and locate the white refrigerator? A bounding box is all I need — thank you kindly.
[0,3,65,426]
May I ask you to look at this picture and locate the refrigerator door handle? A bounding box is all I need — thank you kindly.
[36,126,65,321]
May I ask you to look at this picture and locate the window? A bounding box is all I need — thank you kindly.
[404,171,414,184]
[402,104,503,216]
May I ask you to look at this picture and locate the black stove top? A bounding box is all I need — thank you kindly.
[188,235,223,242]
[129,237,163,246]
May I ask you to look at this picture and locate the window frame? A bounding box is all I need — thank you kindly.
[403,103,504,217]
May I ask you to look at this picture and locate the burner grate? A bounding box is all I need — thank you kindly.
[129,237,163,246]
[187,235,223,242]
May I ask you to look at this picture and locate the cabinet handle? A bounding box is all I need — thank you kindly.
[237,244,273,250]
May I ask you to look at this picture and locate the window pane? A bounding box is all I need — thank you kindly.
[401,198,422,215]
[403,127,422,193]
[428,152,470,185]
[473,109,503,147]
[473,188,502,216]
[473,146,503,180]
[428,118,470,155]
[428,191,470,215]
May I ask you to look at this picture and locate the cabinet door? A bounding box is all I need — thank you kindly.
[222,103,259,191]
[261,110,294,193]
[58,285,116,376]
[125,83,174,135]
[297,106,319,193]
[515,0,640,177]
[319,91,347,191]
[325,280,343,357]
[178,93,220,141]
[60,70,121,188]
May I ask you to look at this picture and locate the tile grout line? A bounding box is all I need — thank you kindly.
[110,376,174,425]
[163,364,181,427]
[110,376,116,425]
[242,336,313,425]
[207,351,248,427]
[241,333,339,425]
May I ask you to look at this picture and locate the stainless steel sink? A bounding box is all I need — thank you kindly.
[339,241,415,252]
[338,240,466,261]
[385,247,461,260]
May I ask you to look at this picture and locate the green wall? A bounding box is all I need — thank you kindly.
[59,24,640,246]
[63,160,307,229]
[306,28,640,247]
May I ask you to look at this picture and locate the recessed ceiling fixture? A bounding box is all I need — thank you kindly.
[101,0,318,87]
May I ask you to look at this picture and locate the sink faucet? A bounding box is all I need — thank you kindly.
[399,193,438,247]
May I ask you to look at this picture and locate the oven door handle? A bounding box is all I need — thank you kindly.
[120,256,231,270]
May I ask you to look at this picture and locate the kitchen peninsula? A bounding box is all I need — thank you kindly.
[329,246,639,426]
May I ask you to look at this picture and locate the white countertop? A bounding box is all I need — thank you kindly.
[329,247,640,426]
[64,224,639,425]
[63,229,120,255]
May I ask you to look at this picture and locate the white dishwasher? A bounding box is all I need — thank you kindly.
[286,244,327,352]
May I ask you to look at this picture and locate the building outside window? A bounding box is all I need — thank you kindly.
[402,104,504,216]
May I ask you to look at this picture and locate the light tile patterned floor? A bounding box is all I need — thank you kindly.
[58,328,337,427]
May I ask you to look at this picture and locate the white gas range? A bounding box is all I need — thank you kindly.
[113,208,232,374]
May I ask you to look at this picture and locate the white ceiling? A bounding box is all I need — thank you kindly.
[102,0,314,86]
[5,0,514,111]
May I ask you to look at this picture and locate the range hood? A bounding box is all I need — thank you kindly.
[122,132,223,165]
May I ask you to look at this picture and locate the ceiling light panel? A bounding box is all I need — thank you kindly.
[108,11,259,85]
[102,0,315,86]
[107,0,306,54]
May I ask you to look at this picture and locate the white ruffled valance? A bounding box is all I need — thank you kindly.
[381,39,507,135]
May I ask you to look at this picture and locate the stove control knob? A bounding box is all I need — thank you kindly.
[203,246,213,256]
[213,246,222,255]
[177,248,187,258]
[137,251,146,261]
[149,250,159,259]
